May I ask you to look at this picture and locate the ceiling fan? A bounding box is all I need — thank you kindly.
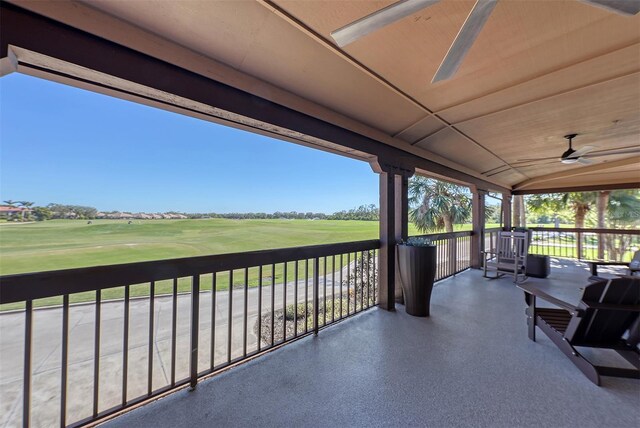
[516,134,640,166]
[330,0,640,83]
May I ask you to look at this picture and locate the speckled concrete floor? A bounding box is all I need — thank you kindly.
[103,261,639,428]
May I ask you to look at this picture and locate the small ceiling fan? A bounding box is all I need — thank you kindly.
[330,0,640,83]
[516,134,640,166]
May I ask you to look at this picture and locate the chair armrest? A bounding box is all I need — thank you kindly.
[517,284,581,316]
[582,302,640,312]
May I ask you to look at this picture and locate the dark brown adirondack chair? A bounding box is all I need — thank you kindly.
[519,277,640,385]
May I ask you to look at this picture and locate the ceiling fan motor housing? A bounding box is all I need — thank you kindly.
[561,134,579,162]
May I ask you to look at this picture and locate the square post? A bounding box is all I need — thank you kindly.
[394,175,408,303]
[378,171,396,311]
[371,160,414,311]
[502,193,512,230]
[471,189,486,269]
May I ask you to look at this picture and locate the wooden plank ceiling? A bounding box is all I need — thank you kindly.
[14,0,640,191]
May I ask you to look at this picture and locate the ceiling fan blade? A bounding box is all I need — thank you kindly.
[330,0,440,47]
[581,0,640,16]
[570,145,597,158]
[577,157,594,165]
[515,156,557,162]
[583,148,640,157]
[432,0,498,83]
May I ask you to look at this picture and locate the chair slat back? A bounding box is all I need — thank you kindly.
[565,277,640,345]
[496,232,528,266]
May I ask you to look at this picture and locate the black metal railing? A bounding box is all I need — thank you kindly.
[528,227,640,262]
[0,240,380,427]
[411,231,473,281]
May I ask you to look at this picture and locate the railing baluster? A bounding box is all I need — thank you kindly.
[60,294,69,427]
[331,255,336,322]
[293,261,298,338]
[171,278,177,387]
[363,252,368,308]
[270,264,276,346]
[357,251,361,312]
[323,256,327,327]
[93,290,101,417]
[258,266,263,351]
[304,260,309,334]
[453,237,458,274]
[210,273,216,370]
[148,281,155,396]
[282,262,287,342]
[243,268,248,357]
[376,249,379,304]
[23,299,32,428]
[122,285,130,406]
[190,275,200,389]
[313,257,320,335]
[358,252,362,312]
[346,252,351,314]
[227,270,233,363]
[576,231,582,260]
[366,251,371,308]
[339,254,343,318]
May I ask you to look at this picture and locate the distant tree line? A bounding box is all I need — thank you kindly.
[191,204,379,221]
[1,201,380,222]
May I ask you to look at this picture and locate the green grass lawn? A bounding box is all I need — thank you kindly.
[0,219,380,275]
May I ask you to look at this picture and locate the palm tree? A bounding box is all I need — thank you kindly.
[17,201,34,221]
[596,191,609,258]
[604,190,640,261]
[526,192,597,229]
[409,177,472,233]
[527,190,639,261]
[3,200,17,207]
[513,195,526,228]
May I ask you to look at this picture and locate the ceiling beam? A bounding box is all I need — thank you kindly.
[434,41,640,116]
[450,70,640,126]
[513,181,640,195]
[513,157,640,190]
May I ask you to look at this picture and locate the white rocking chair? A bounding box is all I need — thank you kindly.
[483,231,529,283]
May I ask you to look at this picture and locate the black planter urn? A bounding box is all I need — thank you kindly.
[397,244,437,317]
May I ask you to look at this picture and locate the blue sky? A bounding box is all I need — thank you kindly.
[0,73,378,213]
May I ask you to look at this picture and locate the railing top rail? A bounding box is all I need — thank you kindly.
[0,239,380,305]
[528,227,639,235]
[484,227,503,232]
[411,230,473,240]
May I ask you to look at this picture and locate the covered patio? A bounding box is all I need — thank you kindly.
[1,1,639,427]
[104,260,639,428]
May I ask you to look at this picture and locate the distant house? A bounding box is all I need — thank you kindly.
[96,212,106,219]
[107,212,131,219]
[0,205,31,219]
[151,214,163,220]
